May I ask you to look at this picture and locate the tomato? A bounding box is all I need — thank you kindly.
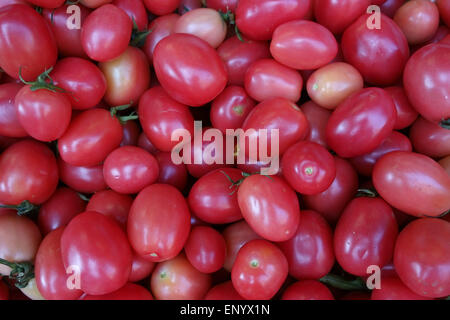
[129,252,155,283]
[113,0,148,31]
[350,131,412,177]
[204,281,244,300]
[143,0,180,16]
[300,101,331,148]
[210,86,256,134]
[120,120,140,147]
[151,253,211,300]
[334,197,398,276]
[326,88,397,158]
[0,83,26,138]
[341,13,409,86]
[61,211,132,295]
[409,117,450,158]
[58,108,123,167]
[86,190,133,228]
[184,226,227,274]
[384,86,418,130]
[271,20,338,70]
[81,4,132,62]
[373,151,450,217]
[237,175,300,242]
[0,140,58,205]
[371,277,432,300]
[38,188,86,236]
[153,33,227,106]
[0,0,29,8]
[282,141,336,195]
[179,0,202,14]
[278,210,334,280]
[437,0,450,27]
[154,152,188,191]
[380,0,406,18]
[143,14,179,65]
[403,43,450,123]
[83,282,153,300]
[139,87,194,152]
[314,0,370,35]
[244,59,303,103]
[394,0,439,45]
[174,8,227,48]
[235,0,311,41]
[0,4,57,81]
[394,218,450,298]
[15,86,72,142]
[35,228,83,300]
[128,184,191,262]
[307,62,363,110]
[81,0,112,8]
[0,213,41,276]
[52,57,107,110]
[281,280,334,300]
[206,0,238,13]
[58,158,107,194]
[217,36,271,86]
[231,239,288,300]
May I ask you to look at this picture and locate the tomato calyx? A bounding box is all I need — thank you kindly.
[110,103,139,124]
[130,18,151,48]
[0,200,39,216]
[219,10,244,42]
[355,188,379,198]
[0,258,34,289]
[320,274,368,291]
[18,67,66,93]
[440,118,450,130]
[220,170,273,195]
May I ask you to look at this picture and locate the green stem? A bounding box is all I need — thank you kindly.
[439,118,450,130]
[78,193,91,202]
[130,18,151,47]
[356,188,379,198]
[0,200,39,216]
[110,103,138,124]
[320,274,368,291]
[0,258,34,289]
[18,67,66,93]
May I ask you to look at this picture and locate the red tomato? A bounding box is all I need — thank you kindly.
[86,190,133,228]
[204,281,244,300]
[279,210,334,280]
[384,86,418,130]
[271,20,338,70]
[0,83,26,138]
[373,151,450,217]
[129,253,155,283]
[381,0,406,18]
[409,117,450,158]
[0,4,57,81]
[113,0,148,31]
[154,152,188,191]
[281,280,334,300]
[300,101,331,148]
[0,0,29,8]
[120,120,140,147]
[35,228,84,300]
[244,58,303,103]
[394,218,450,298]
[403,43,450,123]
[38,188,86,236]
[61,211,132,295]
[341,13,409,85]
[81,0,112,8]
[0,140,58,205]
[81,4,132,62]
[150,253,211,300]
[83,283,153,300]
[143,14,179,65]
[437,0,450,27]
[179,0,202,14]
[231,239,288,300]
[206,0,238,13]
[58,158,107,194]
[326,88,397,158]
[139,87,194,152]
[334,197,398,276]
[143,0,180,16]
[237,175,300,242]
[153,33,227,106]
[235,0,311,41]
[371,277,432,300]
[128,184,191,262]
[52,57,107,110]
[217,36,271,86]
[58,108,123,167]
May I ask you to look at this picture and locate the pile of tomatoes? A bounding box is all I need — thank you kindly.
[0,0,449,301]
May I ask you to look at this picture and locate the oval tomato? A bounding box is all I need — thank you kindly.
[58,158,107,194]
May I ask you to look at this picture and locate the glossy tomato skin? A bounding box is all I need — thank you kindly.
[83,282,153,300]
[0,140,58,205]
[81,0,113,8]
[35,228,84,300]
[143,14,179,65]
[235,0,310,41]
[26,0,64,7]
[139,87,194,152]
[58,108,123,167]
[326,88,397,158]
[15,86,72,142]
[403,43,450,122]
[371,277,432,300]
[143,0,180,15]
[231,239,288,300]
[394,218,450,298]
[279,210,334,280]
[342,13,409,86]
[128,184,191,262]
[188,168,243,224]
[409,117,450,158]
[237,175,300,242]
[113,0,148,31]
[281,141,336,195]
[153,33,227,106]
[81,4,132,62]
[271,20,338,70]
[38,188,86,236]
[373,151,450,217]
[244,59,303,103]
[129,252,155,283]
[281,280,334,300]
[0,83,27,138]
[204,281,244,300]
[334,197,398,276]
[384,86,418,130]
[0,4,57,81]
[52,57,107,110]
[300,101,331,148]
[58,158,107,194]
[151,253,211,300]
[61,211,132,295]
[86,190,133,228]
[217,36,271,86]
